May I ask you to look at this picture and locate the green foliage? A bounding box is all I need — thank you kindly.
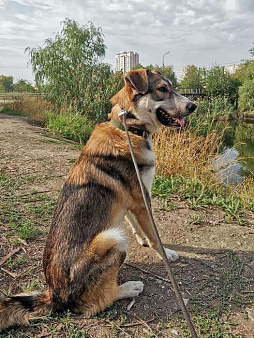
[13,79,35,92]
[194,97,235,121]
[152,175,250,221]
[1,107,25,116]
[0,75,13,92]
[46,110,94,144]
[236,59,254,115]
[179,65,205,89]
[180,65,240,103]
[234,60,254,83]
[204,66,240,99]
[238,79,254,114]
[26,19,122,122]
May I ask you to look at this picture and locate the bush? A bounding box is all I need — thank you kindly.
[46,110,94,144]
[238,79,254,115]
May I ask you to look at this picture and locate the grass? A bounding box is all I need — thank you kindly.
[152,175,253,222]
[1,107,25,116]
[46,110,94,144]
[152,119,254,220]
[3,96,53,124]
[168,250,252,338]
[0,172,56,240]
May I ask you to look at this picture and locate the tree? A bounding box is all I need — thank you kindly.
[0,75,13,92]
[26,19,122,122]
[179,65,204,89]
[204,66,240,99]
[238,79,254,114]
[13,79,35,92]
[237,51,254,115]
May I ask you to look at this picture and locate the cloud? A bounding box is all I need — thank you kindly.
[0,0,254,80]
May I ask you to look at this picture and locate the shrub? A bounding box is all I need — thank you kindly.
[238,79,254,115]
[46,110,94,144]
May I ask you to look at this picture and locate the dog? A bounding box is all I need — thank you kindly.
[0,69,196,331]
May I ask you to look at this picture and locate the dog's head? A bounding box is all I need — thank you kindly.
[110,69,197,133]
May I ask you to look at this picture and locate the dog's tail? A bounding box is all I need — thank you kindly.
[0,290,52,332]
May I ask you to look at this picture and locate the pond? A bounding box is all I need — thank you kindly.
[215,120,254,183]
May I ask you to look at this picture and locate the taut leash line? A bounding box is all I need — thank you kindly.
[119,110,198,338]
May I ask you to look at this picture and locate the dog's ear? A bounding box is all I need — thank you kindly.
[124,69,149,94]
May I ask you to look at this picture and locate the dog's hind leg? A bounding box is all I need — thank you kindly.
[77,228,144,317]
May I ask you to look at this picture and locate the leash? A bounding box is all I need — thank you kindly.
[118,110,198,338]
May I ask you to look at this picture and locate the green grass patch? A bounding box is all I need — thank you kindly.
[152,175,253,222]
[0,173,56,240]
[46,110,94,144]
[1,107,26,116]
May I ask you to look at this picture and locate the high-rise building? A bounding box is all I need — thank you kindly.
[115,51,139,73]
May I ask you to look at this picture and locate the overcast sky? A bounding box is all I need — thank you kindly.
[0,0,254,82]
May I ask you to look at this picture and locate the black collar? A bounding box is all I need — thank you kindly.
[110,119,150,139]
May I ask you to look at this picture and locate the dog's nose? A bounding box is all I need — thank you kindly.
[185,102,197,115]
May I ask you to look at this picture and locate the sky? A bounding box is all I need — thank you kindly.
[0,0,254,82]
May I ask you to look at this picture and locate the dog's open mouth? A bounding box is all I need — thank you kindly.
[156,108,185,128]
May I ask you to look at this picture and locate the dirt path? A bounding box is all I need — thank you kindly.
[0,113,254,337]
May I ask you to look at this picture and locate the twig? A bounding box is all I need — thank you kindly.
[1,267,17,278]
[131,314,159,338]
[125,262,173,288]
[18,190,52,197]
[121,317,157,328]
[127,298,136,311]
[15,266,33,280]
[22,198,51,204]
[106,320,132,337]
[0,247,22,266]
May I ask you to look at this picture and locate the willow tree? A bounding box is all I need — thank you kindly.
[26,19,122,122]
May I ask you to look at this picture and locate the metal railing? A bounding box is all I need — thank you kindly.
[0,92,45,98]
[178,88,205,95]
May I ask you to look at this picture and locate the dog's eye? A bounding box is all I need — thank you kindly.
[157,87,168,93]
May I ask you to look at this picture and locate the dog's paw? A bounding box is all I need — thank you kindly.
[135,234,150,247]
[119,281,144,298]
[164,248,179,262]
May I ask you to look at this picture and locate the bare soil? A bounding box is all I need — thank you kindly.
[0,113,254,337]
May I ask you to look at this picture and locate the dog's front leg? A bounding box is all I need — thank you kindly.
[130,206,179,262]
[125,211,149,247]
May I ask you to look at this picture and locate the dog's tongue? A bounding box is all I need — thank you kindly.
[173,117,185,128]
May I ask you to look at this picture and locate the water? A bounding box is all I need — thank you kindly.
[215,120,254,183]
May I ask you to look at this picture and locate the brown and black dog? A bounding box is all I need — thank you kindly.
[0,69,196,331]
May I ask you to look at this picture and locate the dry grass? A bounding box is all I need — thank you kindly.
[7,97,54,124]
[153,120,224,183]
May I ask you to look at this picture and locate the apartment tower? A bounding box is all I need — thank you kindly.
[115,51,139,73]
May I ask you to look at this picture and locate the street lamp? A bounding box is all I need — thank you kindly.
[162,51,170,67]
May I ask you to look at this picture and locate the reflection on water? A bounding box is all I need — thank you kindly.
[215,120,254,183]
[216,120,254,183]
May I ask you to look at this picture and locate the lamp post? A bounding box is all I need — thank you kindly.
[162,51,170,67]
